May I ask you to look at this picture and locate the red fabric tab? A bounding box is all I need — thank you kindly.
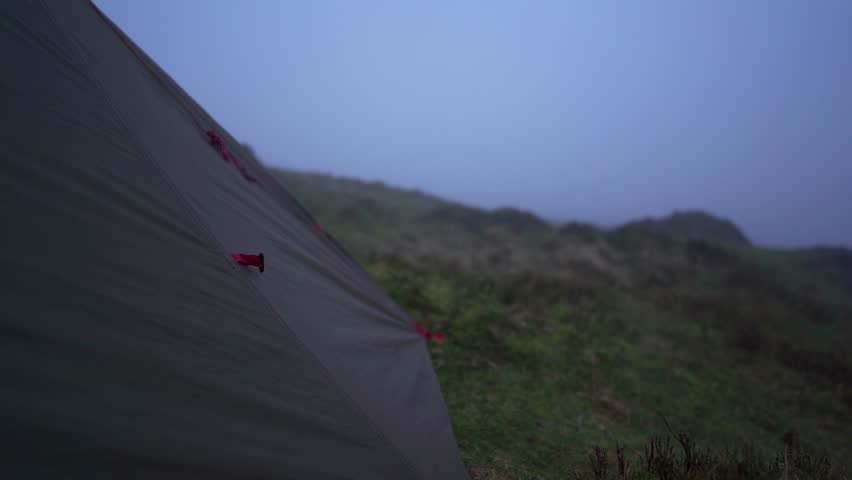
[207,131,233,162]
[316,224,326,234]
[207,131,258,183]
[413,320,446,341]
[231,253,264,272]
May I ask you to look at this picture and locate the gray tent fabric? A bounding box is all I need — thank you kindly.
[0,1,469,478]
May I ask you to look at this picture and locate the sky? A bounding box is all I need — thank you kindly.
[96,0,852,248]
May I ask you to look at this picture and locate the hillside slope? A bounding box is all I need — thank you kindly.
[618,210,751,245]
[275,168,852,479]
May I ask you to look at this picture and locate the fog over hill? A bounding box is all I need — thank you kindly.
[97,0,852,249]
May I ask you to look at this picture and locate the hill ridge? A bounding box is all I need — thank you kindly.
[276,167,759,246]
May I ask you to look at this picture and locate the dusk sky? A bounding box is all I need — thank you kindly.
[96,1,852,248]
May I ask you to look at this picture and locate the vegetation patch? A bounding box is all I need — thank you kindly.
[276,168,852,479]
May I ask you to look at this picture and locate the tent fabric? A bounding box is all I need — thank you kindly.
[0,1,469,478]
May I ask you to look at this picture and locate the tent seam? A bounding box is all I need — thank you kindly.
[43,2,428,478]
[85,1,417,330]
[88,0,413,331]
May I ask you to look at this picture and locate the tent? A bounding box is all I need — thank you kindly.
[0,1,469,478]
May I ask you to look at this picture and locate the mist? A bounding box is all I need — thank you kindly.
[96,0,852,248]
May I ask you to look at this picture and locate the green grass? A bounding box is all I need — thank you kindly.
[367,259,851,478]
[276,168,852,479]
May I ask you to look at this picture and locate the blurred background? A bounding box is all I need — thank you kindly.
[97,1,852,478]
[98,0,852,248]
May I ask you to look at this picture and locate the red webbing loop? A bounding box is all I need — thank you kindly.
[231,253,264,272]
[413,320,446,341]
[207,131,257,182]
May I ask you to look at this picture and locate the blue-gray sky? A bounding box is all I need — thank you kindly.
[96,0,852,248]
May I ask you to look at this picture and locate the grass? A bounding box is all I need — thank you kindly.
[573,430,843,480]
[276,168,852,479]
[368,258,851,479]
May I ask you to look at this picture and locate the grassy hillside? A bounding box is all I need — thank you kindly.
[277,168,852,479]
[618,210,751,246]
